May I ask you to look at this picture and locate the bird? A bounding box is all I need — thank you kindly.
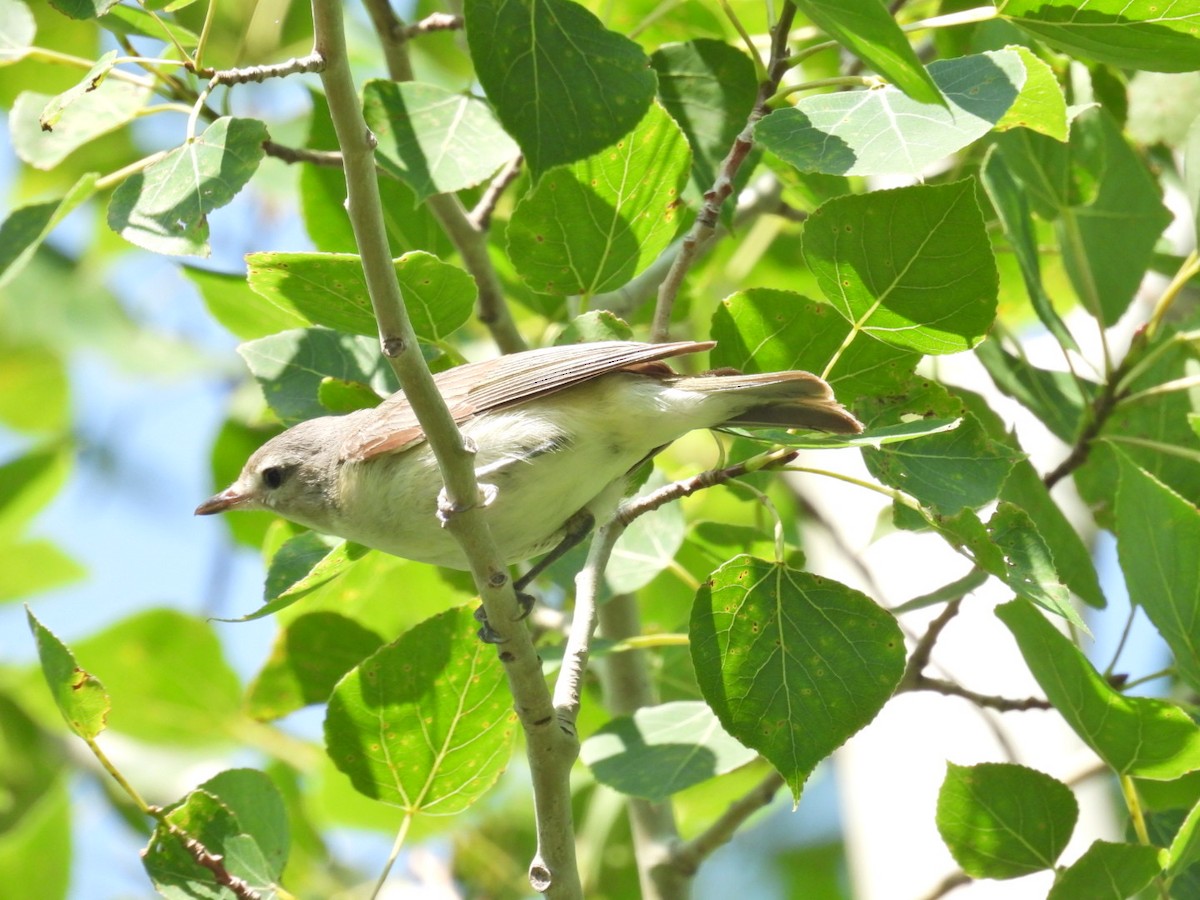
[196,340,862,579]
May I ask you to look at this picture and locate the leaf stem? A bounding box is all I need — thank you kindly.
[716,0,767,80]
[771,74,884,104]
[369,812,414,900]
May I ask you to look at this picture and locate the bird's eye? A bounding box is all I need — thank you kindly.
[262,466,286,489]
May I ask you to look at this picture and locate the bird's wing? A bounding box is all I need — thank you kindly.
[340,340,714,462]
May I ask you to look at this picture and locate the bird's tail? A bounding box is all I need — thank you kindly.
[671,370,863,435]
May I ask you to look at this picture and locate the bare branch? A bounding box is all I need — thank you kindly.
[469,155,524,231]
[194,51,325,85]
[262,141,343,167]
[903,674,1052,713]
[404,12,463,38]
[671,770,785,874]
[649,3,799,340]
[900,596,964,689]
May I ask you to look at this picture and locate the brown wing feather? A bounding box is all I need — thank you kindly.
[341,341,714,461]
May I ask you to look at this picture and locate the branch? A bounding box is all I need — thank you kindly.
[403,11,464,38]
[309,3,576,896]
[469,155,524,230]
[899,596,964,689]
[262,141,343,167]
[903,674,1052,712]
[157,821,264,900]
[193,51,326,85]
[649,2,798,340]
[670,770,785,874]
[362,0,526,354]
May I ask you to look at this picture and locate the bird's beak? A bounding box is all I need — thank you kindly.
[195,487,247,515]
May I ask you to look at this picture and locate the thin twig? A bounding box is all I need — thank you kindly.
[262,141,344,167]
[903,675,1051,712]
[918,870,972,900]
[671,770,785,874]
[192,51,326,84]
[403,11,463,38]
[900,596,964,688]
[469,155,524,230]
[649,2,798,340]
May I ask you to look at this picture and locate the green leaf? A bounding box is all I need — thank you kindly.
[227,535,369,622]
[1000,0,1200,73]
[363,80,519,202]
[12,78,150,170]
[710,289,920,403]
[793,0,942,105]
[1116,457,1200,695]
[802,180,998,355]
[974,339,1094,444]
[301,90,453,258]
[650,39,757,193]
[318,377,384,413]
[245,251,476,340]
[757,50,1024,177]
[184,266,308,340]
[995,109,1171,326]
[553,309,633,344]
[68,610,243,745]
[0,778,70,900]
[192,769,290,880]
[0,539,84,602]
[580,700,757,802]
[606,473,686,594]
[690,556,905,799]
[35,49,118,131]
[0,0,36,65]
[859,381,1021,515]
[959,389,1105,609]
[26,608,110,740]
[936,762,1077,878]
[325,605,517,811]
[143,789,283,899]
[996,599,1200,780]
[49,0,118,18]
[980,148,1076,352]
[246,612,385,721]
[0,448,71,541]
[238,327,398,426]
[986,502,1088,632]
[1047,840,1166,900]
[994,46,1069,141]
[107,117,269,257]
[0,173,98,289]
[464,0,658,177]
[1076,326,1200,524]
[1168,800,1200,885]
[96,4,199,46]
[507,101,690,296]
[0,342,68,433]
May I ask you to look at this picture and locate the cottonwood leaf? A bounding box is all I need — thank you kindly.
[710,288,919,402]
[802,180,998,355]
[650,39,757,193]
[0,0,36,65]
[691,556,904,799]
[325,605,516,812]
[1116,457,1200,695]
[0,174,97,289]
[757,50,1025,177]
[107,117,268,257]
[26,608,109,740]
[364,80,519,201]
[997,600,1200,780]
[793,0,941,105]
[507,101,690,296]
[581,701,757,801]
[465,0,657,177]
[937,762,1077,878]
[1047,841,1167,900]
[246,251,476,340]
[1000,0,1200,73]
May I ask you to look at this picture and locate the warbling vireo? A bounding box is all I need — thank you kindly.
[196,340,861,571]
